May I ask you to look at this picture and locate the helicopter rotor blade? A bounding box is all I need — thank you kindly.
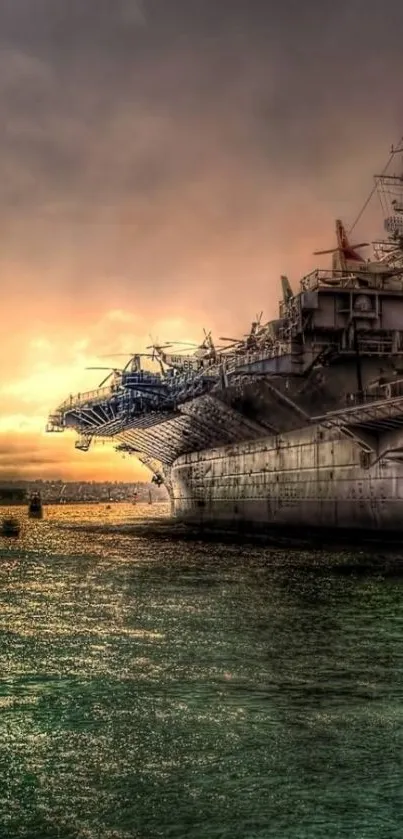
[119,354,154,371]
[98,372,114,387]
[123,357,133,372]
[158,341,199,347]
[99,352,155,359]
[314,242,369,256]
[163,346,198,354]
[85,365,122,387]
[85,366,120,372]
[146,343,170,351]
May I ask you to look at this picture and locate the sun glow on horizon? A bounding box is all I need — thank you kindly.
[0,306,208,480]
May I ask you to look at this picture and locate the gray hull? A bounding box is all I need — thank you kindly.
[171,425,403,533]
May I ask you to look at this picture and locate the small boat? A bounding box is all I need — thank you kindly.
[1,517,21,536]
[28,492,43,518]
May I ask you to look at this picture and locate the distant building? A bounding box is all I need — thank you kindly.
[0,479,167,504]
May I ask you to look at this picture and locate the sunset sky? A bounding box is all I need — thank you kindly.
[1,0,402,482]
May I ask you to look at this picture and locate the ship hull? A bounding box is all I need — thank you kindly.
[170,424,403,535]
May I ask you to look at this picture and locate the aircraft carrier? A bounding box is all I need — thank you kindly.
[47,141,403,535]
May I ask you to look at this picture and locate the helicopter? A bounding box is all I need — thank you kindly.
[86,352,156,387]
[313,219,395,285]
[219,311,267,352]
[146,330,220,371]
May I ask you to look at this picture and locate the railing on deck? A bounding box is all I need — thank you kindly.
[346,378,403,407]
[58,385,114,410]
[224,345,292,374]
[299,269,358,292]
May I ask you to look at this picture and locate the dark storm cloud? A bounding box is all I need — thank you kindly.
[0,1,400,198]
[0,0,402,321]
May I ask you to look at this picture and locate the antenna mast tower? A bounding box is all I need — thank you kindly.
[374,143,403,268]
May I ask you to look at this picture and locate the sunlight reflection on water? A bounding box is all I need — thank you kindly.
[0,502,403,838]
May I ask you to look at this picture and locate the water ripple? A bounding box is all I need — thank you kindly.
[0,502,402,837]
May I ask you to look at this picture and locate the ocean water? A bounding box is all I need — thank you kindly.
[0,502,403,839]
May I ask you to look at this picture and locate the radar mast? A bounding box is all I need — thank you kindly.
[373,143,403,268]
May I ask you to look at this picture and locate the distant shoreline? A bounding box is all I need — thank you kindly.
[0,499,166,506]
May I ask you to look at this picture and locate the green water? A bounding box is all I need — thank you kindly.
[0,503,403,838]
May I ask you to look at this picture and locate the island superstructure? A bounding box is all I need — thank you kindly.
[47,142,403,534]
